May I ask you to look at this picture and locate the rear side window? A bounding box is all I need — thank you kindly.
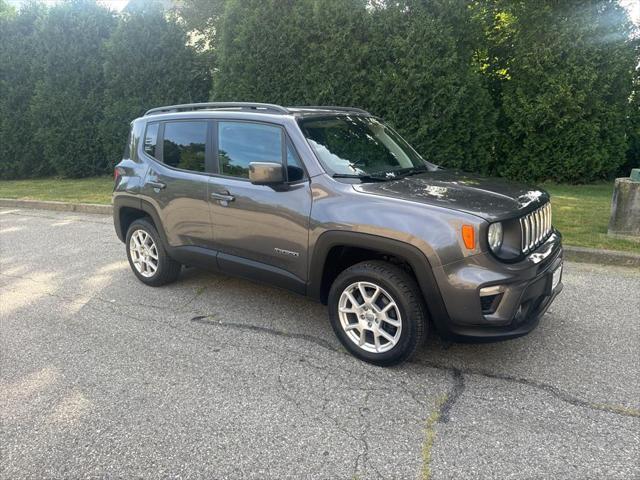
[144,122,159,158]
[218,122,282,178]
[162,121,207,172]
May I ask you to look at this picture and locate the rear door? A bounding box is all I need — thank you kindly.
[141,119,215,249]
[208,120,312,290]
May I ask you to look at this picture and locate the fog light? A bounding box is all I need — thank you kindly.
[479,285,504,314]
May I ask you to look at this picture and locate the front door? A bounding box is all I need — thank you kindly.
[208,120,312,290]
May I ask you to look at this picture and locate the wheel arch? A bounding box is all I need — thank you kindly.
[307,231,450,327]
[113,196,168,247]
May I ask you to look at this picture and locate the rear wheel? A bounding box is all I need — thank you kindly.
[125,218,181,286]
[328,260,428,366]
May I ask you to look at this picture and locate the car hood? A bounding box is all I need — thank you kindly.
[352,170,549,222]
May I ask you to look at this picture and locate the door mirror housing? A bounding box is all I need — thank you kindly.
[249,162,284,185]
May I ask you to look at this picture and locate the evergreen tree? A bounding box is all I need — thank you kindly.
[624,64,640,172]
[214,0,497,172]
[482,0,638,182]
[0,1,46,178]
[30,0,116,178]
[101,2,211,166]
[367,0,497,172]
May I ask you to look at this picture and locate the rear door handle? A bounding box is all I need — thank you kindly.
[148,181,166,190]
[210,191,235,202]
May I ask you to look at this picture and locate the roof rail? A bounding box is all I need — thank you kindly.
[144,102,290,116]
[289,105,371,115]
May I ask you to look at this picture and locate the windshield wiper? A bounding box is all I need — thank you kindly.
[332,173,391,182]
[392,165,430,178]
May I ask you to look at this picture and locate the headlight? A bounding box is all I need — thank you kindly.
[488,222,503,252]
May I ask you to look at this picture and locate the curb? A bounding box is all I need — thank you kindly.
[2,198,638,268]
[563,246,639,268]
[0,198,112,215]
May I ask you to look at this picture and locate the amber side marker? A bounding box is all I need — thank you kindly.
[461,225,475,249]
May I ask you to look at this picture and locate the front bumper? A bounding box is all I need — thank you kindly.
[432,230,563,341]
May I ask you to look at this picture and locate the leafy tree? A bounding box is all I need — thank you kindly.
[101,2,211,166]
[30,0,116,178]
[213,0,497,172]
[0,0,14,18]
[0,1,46,178]
[367,0,497,172]
[213,0,367,104]
[175,0,225,52]
[481,0,639,182]
[1,0,637,183]
[623,62,640,172]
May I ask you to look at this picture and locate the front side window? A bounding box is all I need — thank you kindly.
[162,121,207,172]
[218,122,283,178]
[298,116,430,177]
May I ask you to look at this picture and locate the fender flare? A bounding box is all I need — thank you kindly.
[307,231,450,327]
[112,195,169,247]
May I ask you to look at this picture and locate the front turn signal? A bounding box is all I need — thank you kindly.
[461,224,475,250]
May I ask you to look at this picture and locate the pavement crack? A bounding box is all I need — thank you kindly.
[190,316,340,353]
[417,360,640,419]
[354,391,386,480]
[4,271,637,421]
[274,356,377,479]
[190,316,640,420]
[438,369,465,423]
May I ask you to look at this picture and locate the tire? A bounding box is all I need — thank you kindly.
[328,260,428,366]
[125,218,181,287]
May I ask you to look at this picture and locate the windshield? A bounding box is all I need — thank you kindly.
[298,115,432,177]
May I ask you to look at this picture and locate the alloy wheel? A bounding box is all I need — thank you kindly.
[337,281,402,353]
[129,229,159,278]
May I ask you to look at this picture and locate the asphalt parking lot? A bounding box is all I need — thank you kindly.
[1,207,639,479]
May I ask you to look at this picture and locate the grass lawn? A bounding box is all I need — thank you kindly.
[0,177,113,205]
[543,183,639,253]
[0,177,637,252]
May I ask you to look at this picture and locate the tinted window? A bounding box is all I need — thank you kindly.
[144,122,158,158]
[123,132,131,159]
[163,121,207,172]
[218,122,282,178]
[130,121,143,162]
[286,143,305,182]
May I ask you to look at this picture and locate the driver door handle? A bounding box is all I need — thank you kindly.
[211,191,235,202]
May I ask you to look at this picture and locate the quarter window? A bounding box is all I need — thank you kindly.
[286,143,305,182]
[162,121,207,172]
[144,122,159,159]
[218,122,283,178]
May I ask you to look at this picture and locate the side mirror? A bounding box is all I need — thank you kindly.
[249,162,284,185]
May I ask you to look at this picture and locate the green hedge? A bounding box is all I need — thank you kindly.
[0,0,638,182]
[0,0,209,179]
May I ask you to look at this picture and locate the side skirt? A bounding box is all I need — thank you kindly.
[167,245,307,296]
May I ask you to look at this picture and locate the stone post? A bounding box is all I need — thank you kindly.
[608,169,640,242]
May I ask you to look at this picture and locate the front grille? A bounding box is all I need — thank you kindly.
[519,203,552,254]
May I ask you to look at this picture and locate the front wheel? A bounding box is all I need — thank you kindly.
[328,260,428,366]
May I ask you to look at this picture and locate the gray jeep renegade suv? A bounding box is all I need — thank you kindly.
[113,102,563,365]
